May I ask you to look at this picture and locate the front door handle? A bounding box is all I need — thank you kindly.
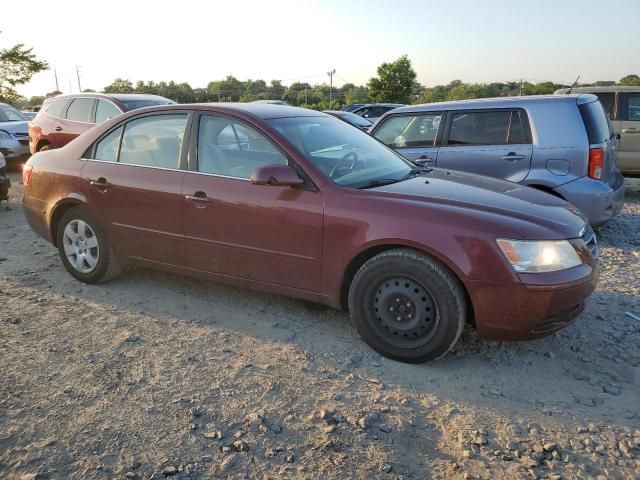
[622,128,639,134]
[415,155,435,164]
[88,177,111,190]
[502,152,525,161]
[54,126,62,132]
[185,191,212,205]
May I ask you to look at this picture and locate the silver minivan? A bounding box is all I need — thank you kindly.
[370,95,625,226]
[555,86,640,176]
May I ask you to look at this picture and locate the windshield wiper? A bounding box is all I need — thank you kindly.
[357,178,402,189]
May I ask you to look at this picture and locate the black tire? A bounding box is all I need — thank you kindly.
[348,249,466,363]
[38,144,51,152]
[56,206,122,283]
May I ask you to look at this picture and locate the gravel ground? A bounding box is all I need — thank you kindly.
[1,173,639,480]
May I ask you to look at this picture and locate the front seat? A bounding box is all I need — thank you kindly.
[198,118,233,175]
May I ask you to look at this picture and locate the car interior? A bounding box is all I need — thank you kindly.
[197,116,287,179]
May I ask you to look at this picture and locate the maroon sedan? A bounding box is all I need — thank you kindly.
[21,104,599,362]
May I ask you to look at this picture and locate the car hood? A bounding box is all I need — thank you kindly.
[0,121,29,134]
[368,169,587,238]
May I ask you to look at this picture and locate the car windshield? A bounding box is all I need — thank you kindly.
[121,99,174,111]
[0,105,29,122]
[268,116,415,188]
[340,112,373,128]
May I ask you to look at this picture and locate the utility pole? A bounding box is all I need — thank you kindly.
[76,65,82,92]
[54,68,59,92]
[327,69,336,106]
[519,79,523,96]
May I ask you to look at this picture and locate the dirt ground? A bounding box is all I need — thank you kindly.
[1,172,639,480]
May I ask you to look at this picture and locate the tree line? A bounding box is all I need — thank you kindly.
[2,41,640,111]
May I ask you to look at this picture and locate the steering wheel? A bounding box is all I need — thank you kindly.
[330,151,359,179]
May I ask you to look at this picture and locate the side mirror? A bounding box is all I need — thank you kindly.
[251,164,304,187]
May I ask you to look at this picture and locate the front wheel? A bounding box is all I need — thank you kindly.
[56,207,122,283]
[348,249,466,363]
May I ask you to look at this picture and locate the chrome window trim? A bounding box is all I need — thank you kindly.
[82,157,250,181]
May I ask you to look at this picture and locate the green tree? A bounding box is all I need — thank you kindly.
[367,55,416,103]
[45,90,62,98]
[619,75,640,86]
[0,42,48,103]
[103,78,134,93]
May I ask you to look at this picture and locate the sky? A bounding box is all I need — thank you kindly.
[2,0,639,98]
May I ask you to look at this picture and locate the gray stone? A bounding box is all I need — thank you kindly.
[382,463,393,473]
[232,440,249,452]
[543,442,557,452]
[162,466,178,476]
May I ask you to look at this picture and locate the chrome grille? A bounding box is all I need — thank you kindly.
[580,224,598,260]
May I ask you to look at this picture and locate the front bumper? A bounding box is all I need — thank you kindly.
[469,262,599,341]
[554,173,624,227]
[0,139,30,164]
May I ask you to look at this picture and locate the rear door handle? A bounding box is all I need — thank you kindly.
[88,177,111,189]
[54,127,62,132]
[622,128,639,134]
[502,153,525,161]
[185,191,212,205]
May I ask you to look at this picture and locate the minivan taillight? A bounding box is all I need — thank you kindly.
[22,164,33,185]
[588,147,604,180]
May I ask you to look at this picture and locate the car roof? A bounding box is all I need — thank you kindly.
[138,103,328,120]
[555,86,640,93]
[355,103,405,108]
[44,92,172,103]
[389,94,595,114]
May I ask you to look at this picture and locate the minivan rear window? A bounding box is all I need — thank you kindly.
[579,100,611,144]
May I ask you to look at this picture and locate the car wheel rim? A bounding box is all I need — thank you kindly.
[371,276,439,348]
[62,219,99,274]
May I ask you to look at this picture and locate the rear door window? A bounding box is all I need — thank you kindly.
[579,100,612,143]
[95,100,122,124]
[373,114,442,148]
[119,114,188,169]
[446,110,529,146]
[45,99,71,118]
[94,127,123,161]
[620,93,640,121]
[448,110,511,145]
[66,98,95,123]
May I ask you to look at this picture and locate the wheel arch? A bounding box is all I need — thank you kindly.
[339,242,475,326]
[49,197,87,247]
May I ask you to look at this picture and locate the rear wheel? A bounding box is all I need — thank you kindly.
[348,249,466,363]
[56,207,122,283]
[38,143,51,152]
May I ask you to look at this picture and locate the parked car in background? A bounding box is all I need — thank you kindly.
[370,95,624,226]
[555,86,640,176]
[341,103,366,113]
[29,93,175,153]
[350,103,405,123]
[22,104,598,363]
[21,111,38,120]
[0,103,30,167]
[323,110,373,130]
[250,100,289,105]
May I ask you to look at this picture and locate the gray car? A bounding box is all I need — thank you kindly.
[370,95,624,226]
[0,103,30,166]
[555,86,640,176]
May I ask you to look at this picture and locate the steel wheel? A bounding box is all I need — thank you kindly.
[371,276,439,348]
[62,219,100,274]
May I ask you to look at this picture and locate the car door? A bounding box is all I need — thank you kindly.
[371,112,444,166]
[59,98,96,147]
[181,113,324,292]
[617,92,640,174]
[81,111,190,265]
[436,109,533,183]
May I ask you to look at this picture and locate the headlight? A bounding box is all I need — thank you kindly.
[0,130,11,141]
[496,239,582,273]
